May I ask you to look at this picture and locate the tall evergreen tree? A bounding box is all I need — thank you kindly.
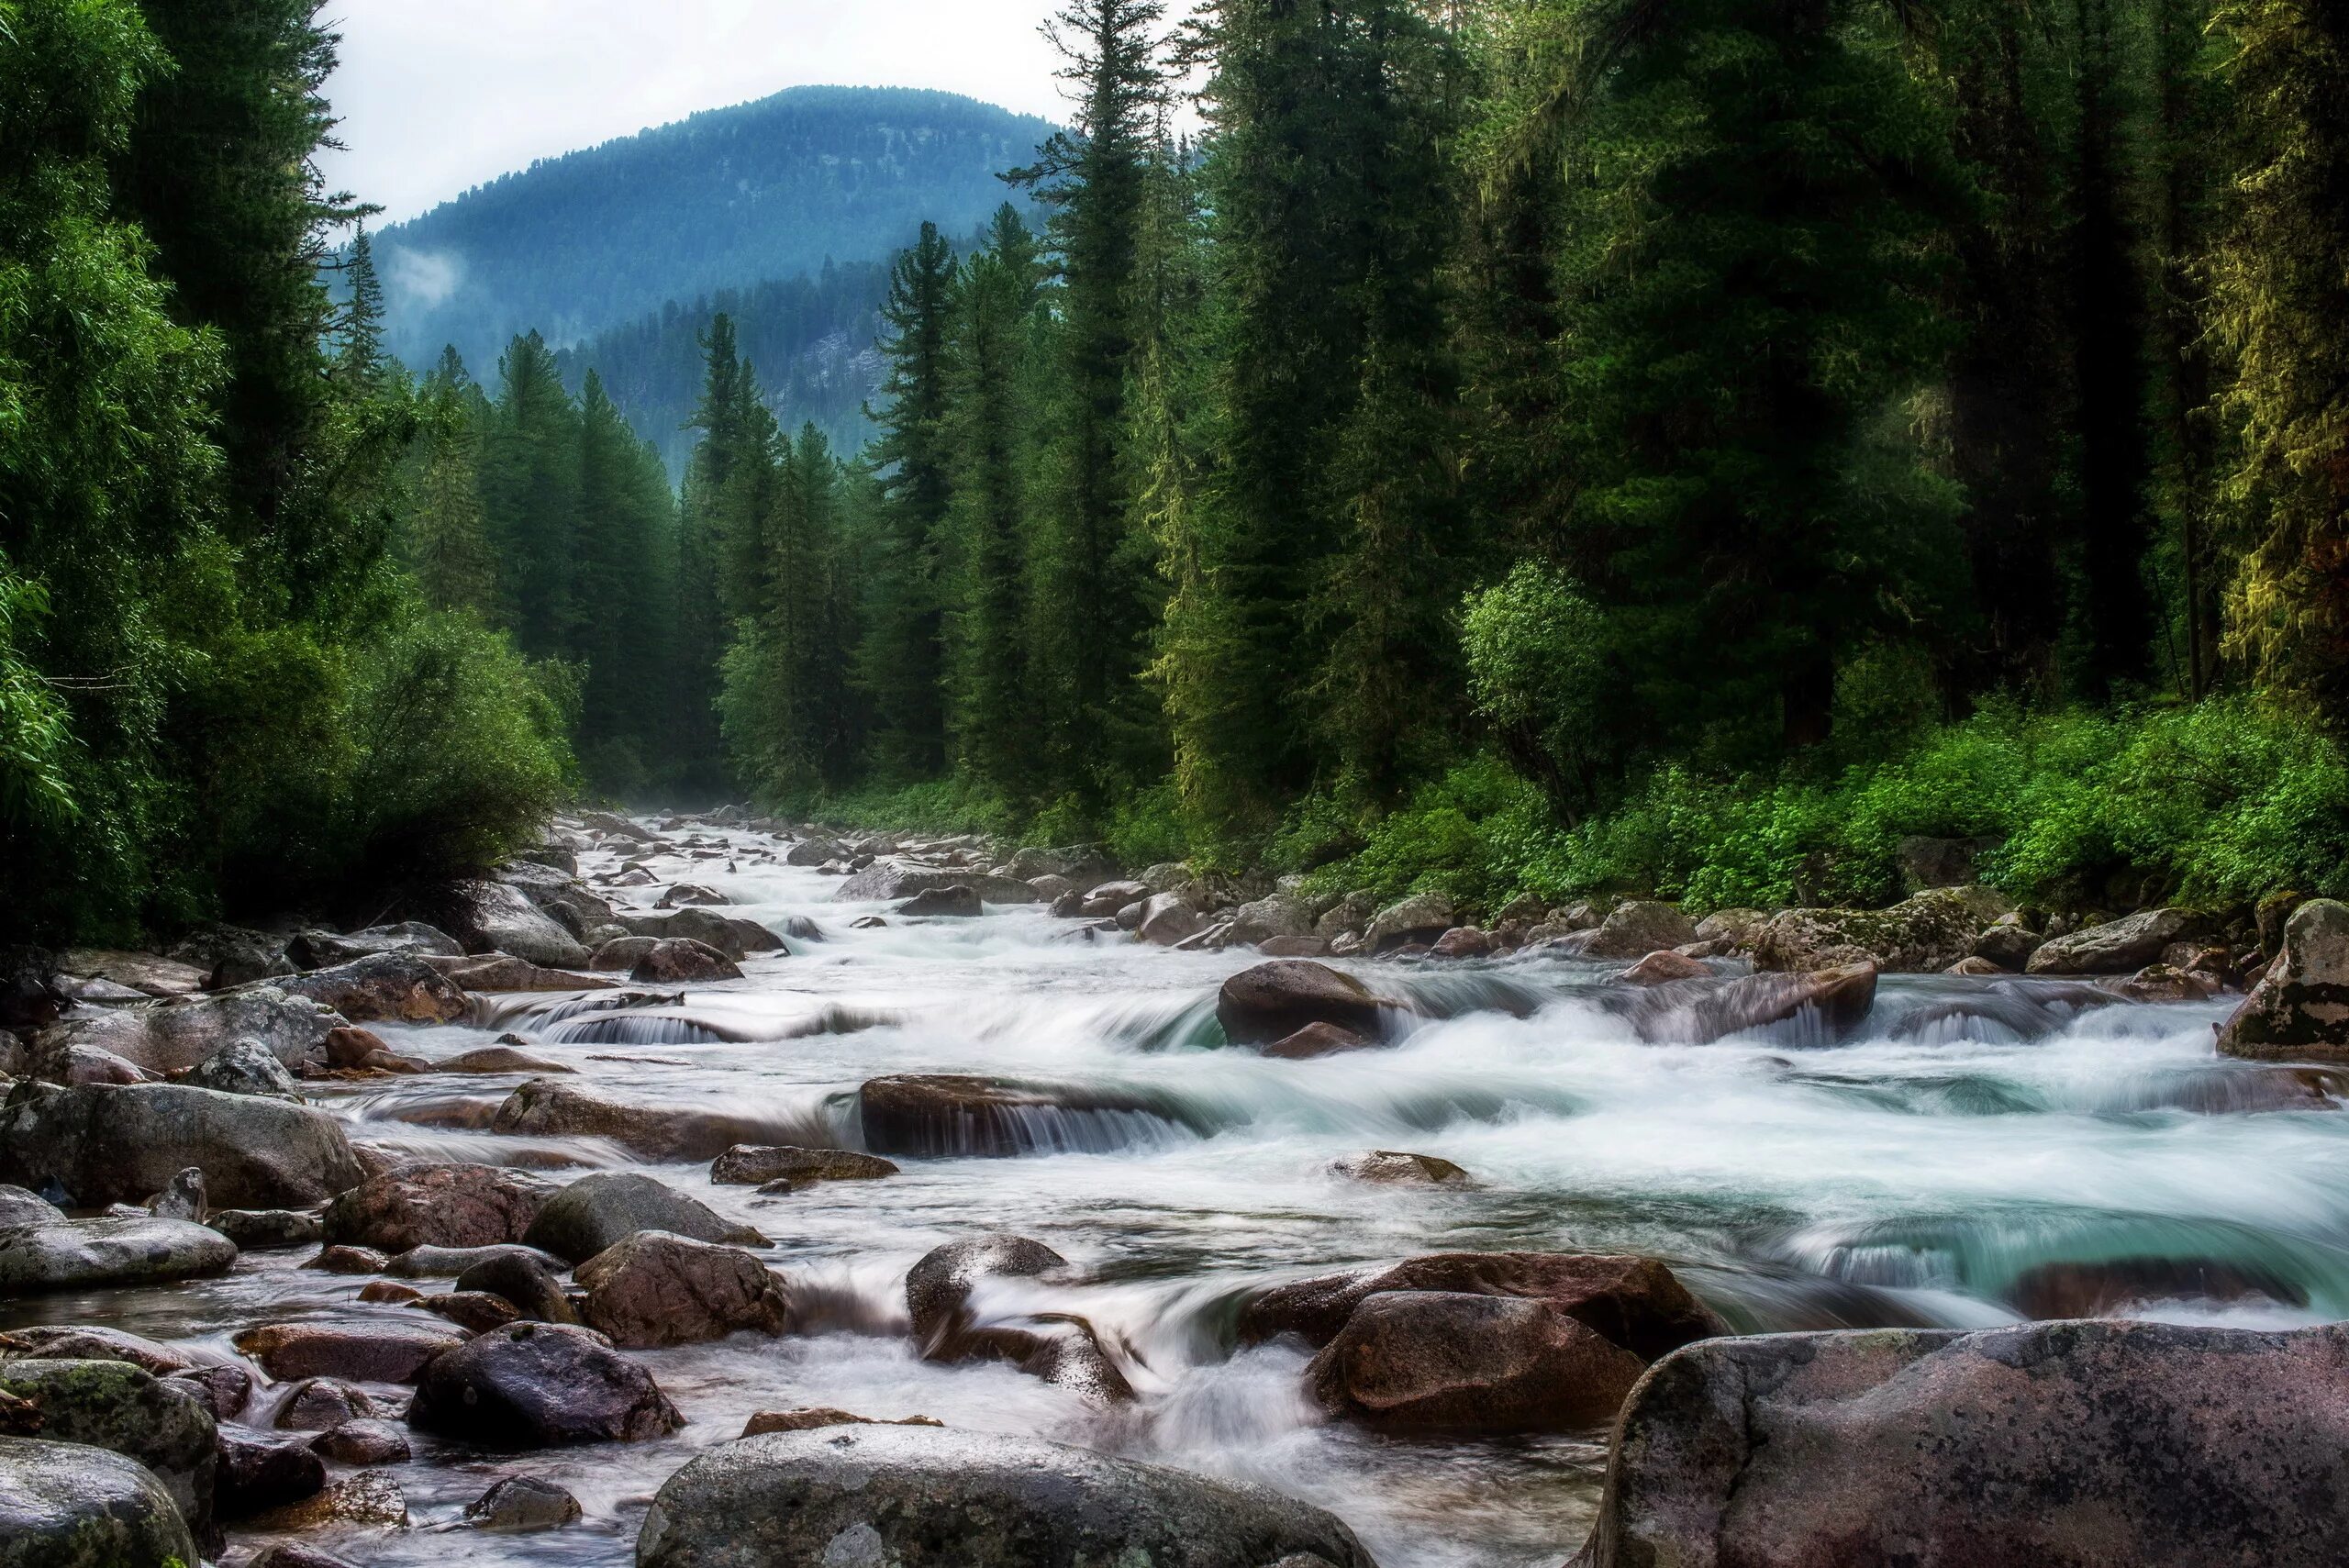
[477,330,581,657]
[404,351,497,616]
[574,370,675,790]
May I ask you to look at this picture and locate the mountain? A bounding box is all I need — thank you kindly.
[374,85,1054,373]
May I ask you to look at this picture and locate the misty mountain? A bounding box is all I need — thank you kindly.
[375,84,1053,373]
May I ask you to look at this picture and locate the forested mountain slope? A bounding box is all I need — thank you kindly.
[373,85,1052,372]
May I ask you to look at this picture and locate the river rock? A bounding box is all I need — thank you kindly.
[898,885,983,917]
[857,1073,1188,1157]
[1580,901,1702,961]
[0,1194,238,1295]
[1224,894,1317,949]
[1971,911,2045,970]
[0,1435,201,1568]
[2219,898,2349,1062]
[181,1038,298,1097]
[1134,892,1201,946]
[617,907,784,958]
[407,1321,683,1447]
[431,1042,573,1074]
[306,1243,386,1273]
[1308,1291,1647,1432]
[1,1084,362,1211]
[34,1041,154,1084]
[1241,1251,1719,1363]
[0,1358,217,1549]
[273,1378,375,1431]
[1431,926,1495,959]
[1330,1151,1467,1184]
[1218,960,1397,1046]
[785,838,843,867]
[2027,906,2200,974]
[58,950,207,996]
[710,1144,899,1189]
[491,1077,784,1161]
[384,1240,568,1278]
[901,1236,1131,1404]
[0,1326,191,1375]
[1753,886,2011,973]
[740,1407,943,1436]
[589,935,658,972]
[144,1165,205,1221]
[629,938,742,983]
[445,880,589,967]
[323,1162,556,1252]
[166,1362,252,1420]
[574,1230,791,1347]
[443,955,617,993]
[1362,893,1454,953]
[660,882,729,908]
[289,923,464,969]
[466,1473,582,1531]
[1620,951,1710,984]
[637,1424,1377,1568]
[522,1171,766,1264]
[1079,879,1150,917]
[243,1467,407,1530]
[1573,1319,2349,1568]
[216,1429,327,1518]
[907,1234,1066,1350]
[31,985,339,1075]
[1606,962,1879,1045]
[423,1290,528,1333]
[309,1418,408,1465]
[234,1320,469,1384]
[1262,1021,1376,1058]
[836,862,1040,905]
[451,1251,575,1324]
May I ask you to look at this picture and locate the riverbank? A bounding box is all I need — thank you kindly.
[3,809,2347,1566]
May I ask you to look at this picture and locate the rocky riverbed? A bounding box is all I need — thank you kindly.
[3,812,2348,1566]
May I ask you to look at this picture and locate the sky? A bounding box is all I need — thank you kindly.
[317,0,1069,225]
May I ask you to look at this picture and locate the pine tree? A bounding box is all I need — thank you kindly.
[673,314,753,792]
[335,226,388,389]
[405,351,497,615]
[477,330,581,657]
[574,371,676,790]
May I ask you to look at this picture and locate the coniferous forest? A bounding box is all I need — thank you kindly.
[7,0,2349,950]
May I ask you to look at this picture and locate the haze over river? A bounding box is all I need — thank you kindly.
[13,821,2343,1567]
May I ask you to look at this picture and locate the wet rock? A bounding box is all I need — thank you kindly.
[0,1082,363,1209]
[618,907,784,958]
[244,1467,407,1530]
[2008,1256,2306,1318]
[1605,963,1880,1046]
[740,1407,942,1436]
[0,1326,191,1376]
[35,1041,155,1085]
[522,1171,767,1265]
[1218,960,1397,1046]
[710,1144,899,1189]
[246,1545,364,1568]
[1240,1251,1720,1363]
[181,1038,297,1097]
[2028,906,2201,975]
[306,1244,389,1273]
[1308,1291,1646,1431]
[454,1251,576,1324]
[0,1194,238,1296]
[233,1320,469,1385]
[1261,1021,1378,1059]
[58,950,207,997]
[1330,1151,1467,1184]
[309,1418,408,1465]
[443,954,617,993]
[322,1161,555,1252]
[1080,879,1150,917]
[589,935,658,972]
[1364,893,1456,953]
[216,1429,327,1518]
[407,1321,683,1447]
[273,1378,375,1431]
[1971,911,2045,970]
[319,1023,388,1070]
[0,1358,217,1549]
[659,882,729,908]
[1580,901,1702,961]
[837,863,1039,905]
[2115,962,2221,1002]
[1573,1319,2349,1568]
[466,1473,582,1530]
[31,985,339,1075]
[1620,951,1710,984]
[1225,894,1317,949]
[908,1234,1068,1349]
[273,951,470,1026]
[2219,898,2349,1062]
[422,1290,527,1333]
[144,1165,206,1221]
[897,884,983,917]
[785,838,843,867]
[901,1236,1131,1404]
[384,1241,568,1279]
[637,1424,1377,1568]
[1260,935,1330,958]
[1137,892,1205,946]
[358,1280,423,1304]
[574,1230,791,1348]
[449,879,590,967]
[1431,926,1495,960]
[166,1362,252,1421]
[856,1073,1189,1157]
[0,1434,200,1568]
[1944,954,2005,975]
[1754,886,2012,973]
[628,938,743,984]
[289,923,464,969]
[490,1077,781,1162]
[429,1042,573,1074]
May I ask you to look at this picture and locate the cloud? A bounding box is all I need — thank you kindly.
[381,245,466,312]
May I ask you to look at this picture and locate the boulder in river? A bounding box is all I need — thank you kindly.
[0,1083,363,1209]
[233,1319,470,1385]
[589,935,658,972]
[1572,1319,2349,1568]
[1262,1021,1377,1058]
[30,985,339,1075]
[1620,950,1710,984]
[628,938,742,983]
[837,862,1041,905]
[273,1378,376,1431]
[0,1200,239,1296]
[710,1144,900,1189]
[441,954,617,993]
[464,1473,582,1531]
[0,1435,201,1568]
[1605,962,1879,1046]
[1971,911,2045,970]
[447,879,590,967]
[858,1073,1194,1157]
[323,1162,557,1252]
[1753,886,2012,973]
[491,1077,787,1162]
[454,1251,576,1324]
[1137,892,1205,946]
[1224,894,1316,948]
[574,1230,791,1347]
[904,1234,1131,1403]
[0,1358,218,1550]
[32,1041,154,1084]
[430,1042,573,1074]
[617,906,784,958]
[407,1321,683,1447]
[272,951,470,1024]
[180,1038,298,1097]
[0,1325,193,1375]
[215,1429,328,1518]
[1364,892,1456,953]
[2218,898,2349,1062]
[522,1171,767,1265]
[308,1418,408,1465]
[1308,1290,1647,1432]
[1240,1251,1720,1363]
[1330,1151,1467,1184]
[636,1424,1378,1568]
[1217,960,1398,1046]
[1580,901,1702,960]
[896,884,983,917]
[288,923,464,969]
[2027,906,2200,974]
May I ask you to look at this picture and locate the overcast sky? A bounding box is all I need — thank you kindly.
[317,0,1070,225]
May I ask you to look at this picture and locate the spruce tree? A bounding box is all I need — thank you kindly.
[477,330,582,657]
[405,352,498,616]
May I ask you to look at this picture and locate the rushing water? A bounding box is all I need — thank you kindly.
[13,821,2349,1567]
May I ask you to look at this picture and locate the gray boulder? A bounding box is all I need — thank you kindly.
[1137,892,1204,946]
[490,1077,793,1162]
[288,923,462,968]
[1223,894,1318,948]
[0,1198,236,1296]
[836,862,1039,904]
[451,880,589,967]
[637,1424,1378,1568]
[407,1321,683,1447]
[628,938,743,983]
[2027,906,2199,975]
[2219,897,2349,1062]
[1364,893,1456,953]
[272,951,471,1024]
[323,1162,555,1251]
[30,985,339,1075]
[0,1084,364,1209]
[616,907,782,958]
[0,1359,217,1550]
[1753,886,2012,973]
[574,1230,791,1348]
[522,1171,766,1265]
[709,1145,899,1190]
[1575,1320,2349,1568]
[206,1208,323,1250]
[897,885,983,917]
[1582,901,1704,961]
[0,1436,200,1568]
[181,1039,298,1097]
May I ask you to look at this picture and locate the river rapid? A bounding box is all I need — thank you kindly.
[14,819,2348,1567]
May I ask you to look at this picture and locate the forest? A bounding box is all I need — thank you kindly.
[6,0,2349,950]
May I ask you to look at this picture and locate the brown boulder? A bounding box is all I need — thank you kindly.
[1329,1151,1467,1184]
[321,1162,555,1252]
[234,1319,469,1384]
[709,1145,900,1190]
[1261,1021,1376,1059]
[1309,1291,1645,1431]
[406,1321,683,1447]
[1216,961,1397,1046]
[740,1407,943,1437]
[1620,951,1710,984]
[490,1077,782,1161]
[429,1043,573,1074]
[629,939,742,984]
[443,955,618,994]
[574,1230,792,1348]
[421,1291,527,1333]
[273,951,468,1024]
[856,1074,1186,1157]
